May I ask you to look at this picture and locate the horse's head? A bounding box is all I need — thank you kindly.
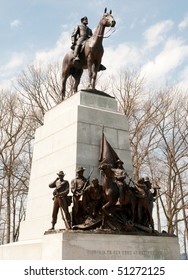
[102,8,116,28]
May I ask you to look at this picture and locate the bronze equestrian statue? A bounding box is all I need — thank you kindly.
[61,8,116,100]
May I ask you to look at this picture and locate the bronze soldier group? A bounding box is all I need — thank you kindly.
[48,163,159,232]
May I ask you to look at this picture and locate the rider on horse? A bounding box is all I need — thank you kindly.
[71,16,106,70]
[71,16,93,62]
[62,9,114,99]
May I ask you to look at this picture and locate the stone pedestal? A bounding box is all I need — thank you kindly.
[0,90,180,260]
[0,231,180,260]
[42,231,180,260]
[18,90,132,241]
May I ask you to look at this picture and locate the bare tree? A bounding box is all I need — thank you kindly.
[109,70,160,180]
[150,90,188,241]
[15,63,62,125]
[108,71,188,256]
[0,90,35,243]
[110,69,146,117]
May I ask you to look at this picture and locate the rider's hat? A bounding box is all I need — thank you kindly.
[81,16,88,22]
[57,171,65,176]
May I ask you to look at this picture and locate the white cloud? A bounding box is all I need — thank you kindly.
[143,20,174,49]
[0,53,26,90]
[178,15,188,31]
[0,53,26,72]
[102,43,141,75]
[34,31,70,64]
[140,38,188,86]
[10,19,22,30]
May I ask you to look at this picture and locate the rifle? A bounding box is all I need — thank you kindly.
[82,167,94,192]
[57,196,71,230]
[124,171,136,187]
[74,167,94,196]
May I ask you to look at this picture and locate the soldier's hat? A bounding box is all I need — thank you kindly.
[81,16,88,22]
[57,171,65,176]
[76,166,85,173]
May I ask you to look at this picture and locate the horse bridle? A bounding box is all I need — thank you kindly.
[94,27,116,38]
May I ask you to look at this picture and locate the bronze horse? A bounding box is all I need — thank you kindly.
[61,8,116,100]
[99,163,137,227]
[99,164,155,231]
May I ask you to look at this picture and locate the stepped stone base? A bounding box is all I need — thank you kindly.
[0,231,180,260]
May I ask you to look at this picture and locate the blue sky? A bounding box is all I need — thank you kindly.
[1,0,188,91]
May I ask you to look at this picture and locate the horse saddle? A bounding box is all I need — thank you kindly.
[71,42,106,71]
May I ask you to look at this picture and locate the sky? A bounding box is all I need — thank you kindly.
[1,0,188,92]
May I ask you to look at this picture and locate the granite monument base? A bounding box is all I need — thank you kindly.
[0,231,180,260]
[42,231,180,260]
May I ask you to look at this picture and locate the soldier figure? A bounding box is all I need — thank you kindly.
[71,166,90,224]
[49,171,71,230]
[71,16,93,61]
[83,178,104,218]
[112,159,127,204]
[144,176,159,204]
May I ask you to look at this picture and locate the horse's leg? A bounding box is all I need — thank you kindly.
[87,61,99,89]
[92,62,101,89]
[61,55,71,100]
[61,73,68,100]
[91,68,98,89]
[87,57,93,88]
[101,199,116,229]
[61,62,71,100]
[72,69,83,93]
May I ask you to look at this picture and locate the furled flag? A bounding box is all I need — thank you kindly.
[99,131,121,167]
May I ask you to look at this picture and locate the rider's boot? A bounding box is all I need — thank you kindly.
[73,45,81,61]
